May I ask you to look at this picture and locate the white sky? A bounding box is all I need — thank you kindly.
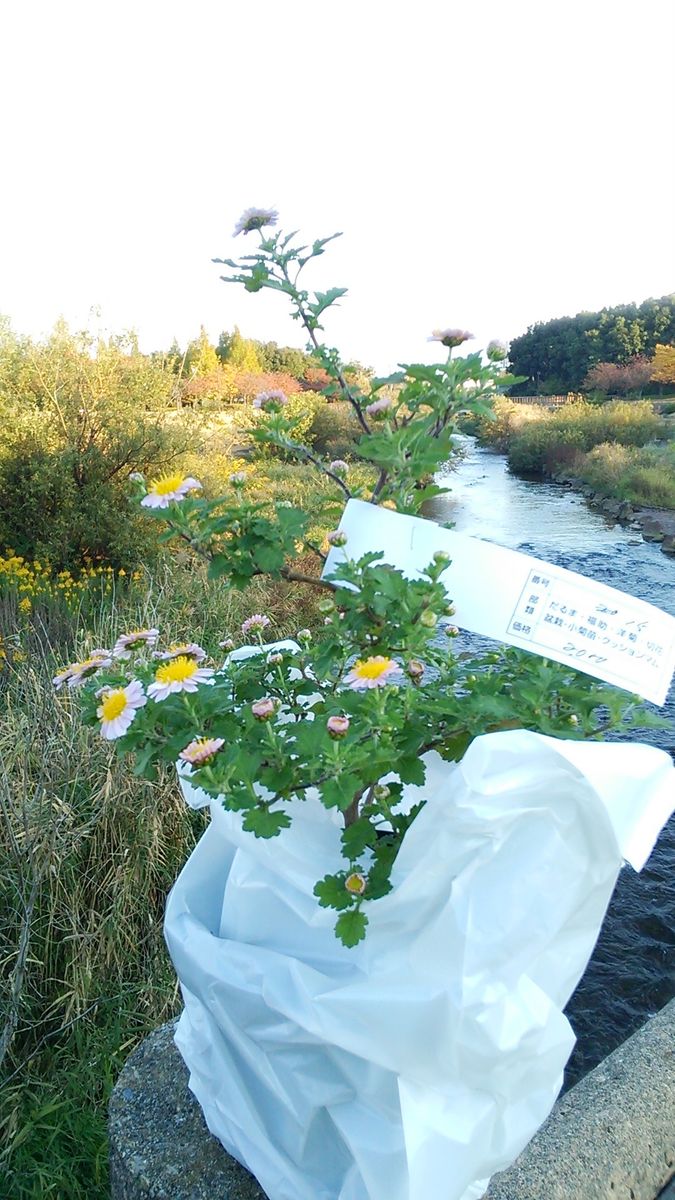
[1,0,674,372]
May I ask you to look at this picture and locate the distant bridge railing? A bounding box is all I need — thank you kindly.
[507,394,583,407]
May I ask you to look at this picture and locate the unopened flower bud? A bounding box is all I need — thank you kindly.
[229,471,247,487]
[486,339,508,362]
[327,529,348,548]
[297,629,312,643]
[318,597,335,614]
[407,659,425,680]
[251,697,277,721]
[445,624,459,638]
[345,871,367,895]
[433,551,451,568]
[266,652,283,666]
[329,459,349,476]
[128,471,145,483]
[419,609,438,629]
[445,604,456,616]
[373,784,391,801]
[327,714,350,738]
[219,637,235,651]
[568,714,579,726]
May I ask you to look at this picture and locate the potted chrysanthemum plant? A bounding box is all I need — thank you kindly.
[55,209,673,1200]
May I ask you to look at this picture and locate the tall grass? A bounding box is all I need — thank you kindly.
[0,533,326,1198]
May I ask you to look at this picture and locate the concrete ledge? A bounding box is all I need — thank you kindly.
[109,1000,675,1200]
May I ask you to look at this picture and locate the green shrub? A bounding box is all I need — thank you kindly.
[501,400,666,477]
[307,398,362,459]
[0,326,192,570]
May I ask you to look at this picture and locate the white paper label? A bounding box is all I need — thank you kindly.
[322,500,675,706]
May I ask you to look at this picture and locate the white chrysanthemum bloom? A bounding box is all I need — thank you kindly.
[179,737,225,766]
[147,656,215,702]
[113,628,160,660]
[253,390,288,411]
[53,649,113,690]
[233,207,279,237]
[97,680,147,740]
[365,397,393,419]
[428,328,474,348]
[140,473,202,509]
[154,642,207,663]
[241,614,271,636]
[343,656,401,690]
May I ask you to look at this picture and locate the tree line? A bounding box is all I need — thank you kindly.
[508,295,675,394]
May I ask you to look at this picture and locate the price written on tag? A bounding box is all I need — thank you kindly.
[323,501,675,706]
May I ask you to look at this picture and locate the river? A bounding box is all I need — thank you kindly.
[428,437,675,1089]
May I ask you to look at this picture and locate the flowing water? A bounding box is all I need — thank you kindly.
[428,437,675,1088]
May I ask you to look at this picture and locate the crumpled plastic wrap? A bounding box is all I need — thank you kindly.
[164,729,674,1200]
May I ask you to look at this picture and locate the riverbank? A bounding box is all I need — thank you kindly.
[466,399,675,525]
[550,471,675,555]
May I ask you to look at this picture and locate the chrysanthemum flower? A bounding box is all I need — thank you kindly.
[365,397,393,419]
[406,659,425,680]
[140,474,202,509]
[241,614,271,637]
[251,697,277,721]
[233,207,279,237]
[154,642,206,663]
[147,656,215,701]
[329,459,349,476]
[97,680,146,740]
[53,649,113,690]
[253,390,288,411]
[113,628,160,660]
[345,872,367,895]
[343,656,401,690]
[219,637,235,651]
[428,328,474,348]
[327,714,350,738]
[486,339,507,362]
[179,737,225,766]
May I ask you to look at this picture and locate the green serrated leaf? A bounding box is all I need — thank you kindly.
[241,807,291,838]
[314,873,354,910]
[335,908,368,947]
[341,818,378,859]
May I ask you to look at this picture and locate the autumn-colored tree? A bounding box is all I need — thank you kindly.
[225,326,261,373]
[650,343,675,384]
[185,326,219,377]
[583,356,652,397]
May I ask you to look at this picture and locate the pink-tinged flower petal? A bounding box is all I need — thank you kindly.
[343,656,401,690]
[179,737,225,766]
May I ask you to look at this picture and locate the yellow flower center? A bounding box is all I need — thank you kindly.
[352,656,395,681]
[154,656,198,684]
[101,690,128,721]
[149,472,184,496]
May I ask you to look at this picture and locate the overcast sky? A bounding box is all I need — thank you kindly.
[1,0,673,371]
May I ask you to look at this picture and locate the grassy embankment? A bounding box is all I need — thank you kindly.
[466,399,675,510]
[0,403,369,1200]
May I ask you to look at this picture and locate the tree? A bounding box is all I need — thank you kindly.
[223,326,261,373]
[650,343,675,385]
[583,356,652,397]
[185,326,219,377]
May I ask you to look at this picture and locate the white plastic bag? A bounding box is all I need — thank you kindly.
[164,729,674,1200]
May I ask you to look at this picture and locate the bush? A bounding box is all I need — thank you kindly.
[578,441,675,508]
[499,400,665,477]
[307,398,363,459]
[0,326,192,570]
